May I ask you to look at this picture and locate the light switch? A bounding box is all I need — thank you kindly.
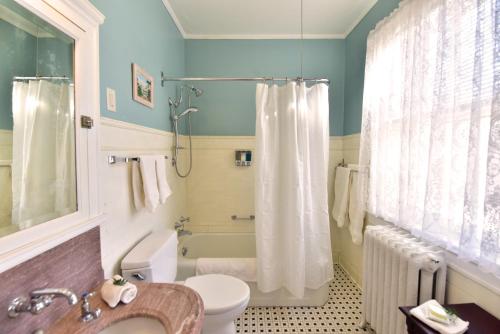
[106,88,116,112]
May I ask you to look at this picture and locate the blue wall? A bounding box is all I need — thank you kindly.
[91,0,185,132]
[0,21,36,130]
[90,0,400,136]
[343,0,401,135]
[36,38,73,79]
[185,40,346,136]
[0,20,74,131]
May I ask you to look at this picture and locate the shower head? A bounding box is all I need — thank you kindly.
[185,85,203,97]
[174,107,199,120]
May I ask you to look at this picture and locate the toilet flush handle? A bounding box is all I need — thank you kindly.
[132,273,146,281]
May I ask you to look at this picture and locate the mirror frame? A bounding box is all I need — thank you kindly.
[0,0,105,272]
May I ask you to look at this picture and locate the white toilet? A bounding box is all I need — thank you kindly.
[121,230,250,334]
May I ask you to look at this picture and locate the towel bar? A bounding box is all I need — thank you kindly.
[108,155,169,165]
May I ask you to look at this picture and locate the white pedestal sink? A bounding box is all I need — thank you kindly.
[98,317,167,334]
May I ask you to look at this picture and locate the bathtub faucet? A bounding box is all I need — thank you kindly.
[178,229,192,237]
[175,216,192,237]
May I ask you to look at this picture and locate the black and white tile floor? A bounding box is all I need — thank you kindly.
[235,265,373,333]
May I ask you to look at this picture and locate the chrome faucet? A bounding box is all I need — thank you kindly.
[178,229,192,237]
[8,288,78,318]
[80,292,101,322]
[175,216,192,237]
[179,216,190,223]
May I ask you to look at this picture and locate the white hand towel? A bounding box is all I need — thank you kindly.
[120,282,138,304]
[155,155,172,204]
[348,172,365,244]
[101,275,138,308]
[131,161,145,210]
[196,258,257,282]
[410,300,469,334]
[139,156,160,212]
[332,166,351,227]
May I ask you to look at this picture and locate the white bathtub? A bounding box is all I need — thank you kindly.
[177,233,329,307]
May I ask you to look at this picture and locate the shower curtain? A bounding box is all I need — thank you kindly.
[11,80,76,229]
[255,82,333,298]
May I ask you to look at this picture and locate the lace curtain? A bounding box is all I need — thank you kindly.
[358,0,500,277]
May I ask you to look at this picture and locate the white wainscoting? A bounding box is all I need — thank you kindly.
[99,117,187,277]
[334,133,500,318]
[186,135,343,261]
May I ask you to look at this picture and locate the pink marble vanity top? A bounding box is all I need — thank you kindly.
[48,282,204,334]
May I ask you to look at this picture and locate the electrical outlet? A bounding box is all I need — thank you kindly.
[106,88,116,112]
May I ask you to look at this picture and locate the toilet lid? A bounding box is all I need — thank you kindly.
[185,274,250,315]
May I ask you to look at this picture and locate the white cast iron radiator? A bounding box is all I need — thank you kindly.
[360,225,447,334]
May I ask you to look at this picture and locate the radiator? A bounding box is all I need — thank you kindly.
[360,225,447,334]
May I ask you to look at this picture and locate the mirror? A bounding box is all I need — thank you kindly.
[0,0,76,237]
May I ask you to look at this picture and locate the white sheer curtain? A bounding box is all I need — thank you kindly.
[12,80,76,229]
[359,0,500,276]
[255,82,333,298]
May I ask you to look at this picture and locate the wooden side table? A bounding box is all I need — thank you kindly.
[399,303,499,334]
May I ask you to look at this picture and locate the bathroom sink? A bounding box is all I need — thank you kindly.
[98,317,167,334]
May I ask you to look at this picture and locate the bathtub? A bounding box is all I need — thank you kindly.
[177,233,329,307]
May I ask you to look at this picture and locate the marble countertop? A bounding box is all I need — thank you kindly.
[48,282,204,334]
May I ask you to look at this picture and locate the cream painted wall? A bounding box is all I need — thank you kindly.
[98,117,188,277]
[186,136,344,259]
[95,120,500,318]
[186,136,256,233]
[336,133,500,319]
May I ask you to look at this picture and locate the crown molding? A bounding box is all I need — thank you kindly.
[42,0,104,29]
[343,0,377,38]
[161,0,187,38]
[161,0,378,41]
[184,33,346,40]
[0,3,53,37]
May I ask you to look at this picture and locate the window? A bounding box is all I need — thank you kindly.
[359,0,499,276]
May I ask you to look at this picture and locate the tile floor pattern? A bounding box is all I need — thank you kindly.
[235,265,373,333]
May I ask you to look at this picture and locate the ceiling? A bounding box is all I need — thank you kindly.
[162,0,378,39]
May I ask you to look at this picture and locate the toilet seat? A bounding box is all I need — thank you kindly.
[185,274,250,315]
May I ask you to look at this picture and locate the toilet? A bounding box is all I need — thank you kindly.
[121,230,250,334]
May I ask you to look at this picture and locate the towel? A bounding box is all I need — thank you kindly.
[410,300,469,334]
[196,258,257,282]
[155,155,172,204]
[348,171,365,244]
[131,161,145,210]
[101,275,138,308]
[139,156,160,212]
[332,166,351,227]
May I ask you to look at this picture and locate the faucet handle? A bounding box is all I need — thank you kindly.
[81,291,95,301]
[80,291,101,323]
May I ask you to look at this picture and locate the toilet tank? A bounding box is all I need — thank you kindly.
[121,229,178,283]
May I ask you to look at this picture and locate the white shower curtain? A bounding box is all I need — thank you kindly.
[12,80,76,229]
[255,82,333,298]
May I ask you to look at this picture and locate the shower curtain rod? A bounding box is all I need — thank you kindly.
[13,76,71,81]
[160,73,330,87]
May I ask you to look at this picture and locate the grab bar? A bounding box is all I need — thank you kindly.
[231,215,255,221]
[0,160,12,167]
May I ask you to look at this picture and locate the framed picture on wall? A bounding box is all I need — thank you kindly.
[132,63,154,108]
